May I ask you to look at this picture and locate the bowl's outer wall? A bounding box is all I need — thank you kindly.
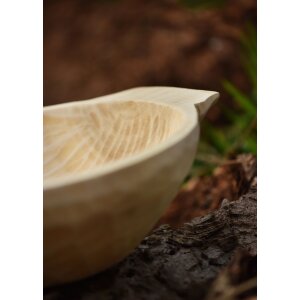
[44,123,200,286]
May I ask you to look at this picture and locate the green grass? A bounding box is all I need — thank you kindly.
[188,25,257,178]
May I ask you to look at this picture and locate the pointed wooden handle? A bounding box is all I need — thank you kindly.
[101,86,219,119]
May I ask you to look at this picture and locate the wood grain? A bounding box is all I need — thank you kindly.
[43,87,219,286]
[44,101,184,180]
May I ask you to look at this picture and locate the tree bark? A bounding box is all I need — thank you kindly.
[44,185,256,300]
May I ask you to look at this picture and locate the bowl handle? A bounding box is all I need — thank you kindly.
[103,86,219,120]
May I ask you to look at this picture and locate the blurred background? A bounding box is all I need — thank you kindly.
[44,0,257,176]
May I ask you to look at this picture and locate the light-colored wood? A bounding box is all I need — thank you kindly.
[44,101,184,180]
[43,86,219,286]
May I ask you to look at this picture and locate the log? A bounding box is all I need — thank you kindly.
[44,185,256,300]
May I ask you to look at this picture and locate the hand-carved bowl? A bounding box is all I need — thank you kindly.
[44,87,219,286]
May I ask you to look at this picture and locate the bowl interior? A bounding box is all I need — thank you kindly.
[44,100,185,180]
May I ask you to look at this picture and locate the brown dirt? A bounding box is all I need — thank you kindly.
[157,154,256,228]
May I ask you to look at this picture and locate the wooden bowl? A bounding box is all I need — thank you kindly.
[44,87,219,286]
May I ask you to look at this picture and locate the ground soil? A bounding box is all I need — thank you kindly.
[157,154,256,228]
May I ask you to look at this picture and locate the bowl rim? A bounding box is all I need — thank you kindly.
[43,98,198,191]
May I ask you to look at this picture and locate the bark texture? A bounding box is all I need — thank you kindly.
[44,185,256,300]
